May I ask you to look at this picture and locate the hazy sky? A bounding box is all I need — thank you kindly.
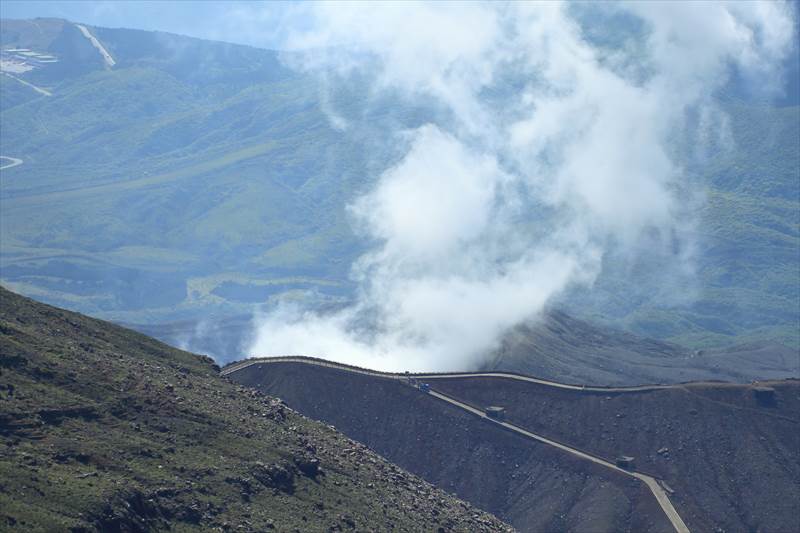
[0,1,298,49]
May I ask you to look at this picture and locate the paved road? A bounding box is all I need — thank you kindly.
[222,356,691,533]
[0,156,24,170]
[427,389,690,533]
[416,370,673,392]
[223,356,676,392]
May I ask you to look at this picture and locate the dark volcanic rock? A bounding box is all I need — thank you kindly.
[431,374,800,533]
[252,461,296,493]
[232,361,674,533]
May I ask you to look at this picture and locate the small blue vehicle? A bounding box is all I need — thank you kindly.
[419,383,430,393]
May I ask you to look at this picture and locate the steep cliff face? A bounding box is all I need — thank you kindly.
[230,361,675,533]
[229,359,800,533]
[0,287,512,532]
[431,375,800,533]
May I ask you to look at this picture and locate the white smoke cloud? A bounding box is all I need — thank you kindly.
[249,1,795,371]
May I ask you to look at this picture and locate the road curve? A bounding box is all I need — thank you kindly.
[222,356,691,533]
[416,371,673,392]
[222,355,678,392]
[0,156,24,171]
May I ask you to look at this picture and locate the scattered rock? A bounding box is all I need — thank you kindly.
[294,455,320,479]
[252,461,295,493]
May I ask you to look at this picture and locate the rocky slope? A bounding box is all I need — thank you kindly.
[0,287,512,532]
[230,361,676,533]
[229,359,800,533]
[430,375,800,532]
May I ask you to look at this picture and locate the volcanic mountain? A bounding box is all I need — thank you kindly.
[484,310,799,386]
[226,357,800,533]
[2,17,798,359]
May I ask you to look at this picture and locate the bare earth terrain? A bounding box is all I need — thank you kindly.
[226,358,800,533]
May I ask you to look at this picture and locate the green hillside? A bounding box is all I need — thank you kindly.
[0,286,511,532]
[1,19,372,329]
[1,18,798,357]
[562,100,800,349]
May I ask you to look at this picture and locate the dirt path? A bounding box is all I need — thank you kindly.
[2,72,52,96]
[222,356,691,533]
[0,156,24,170]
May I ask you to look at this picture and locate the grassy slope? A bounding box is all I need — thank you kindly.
[0,24,369,323]
[562,101,800,350]
[0,286,512,532]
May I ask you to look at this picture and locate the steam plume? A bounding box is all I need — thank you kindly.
[249,1,795,371]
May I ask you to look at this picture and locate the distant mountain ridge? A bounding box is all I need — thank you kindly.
[485,310,799,386]
[1,17,798,360]
[131,306,799,386]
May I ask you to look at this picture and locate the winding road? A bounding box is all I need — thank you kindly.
[222,356,691,533]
